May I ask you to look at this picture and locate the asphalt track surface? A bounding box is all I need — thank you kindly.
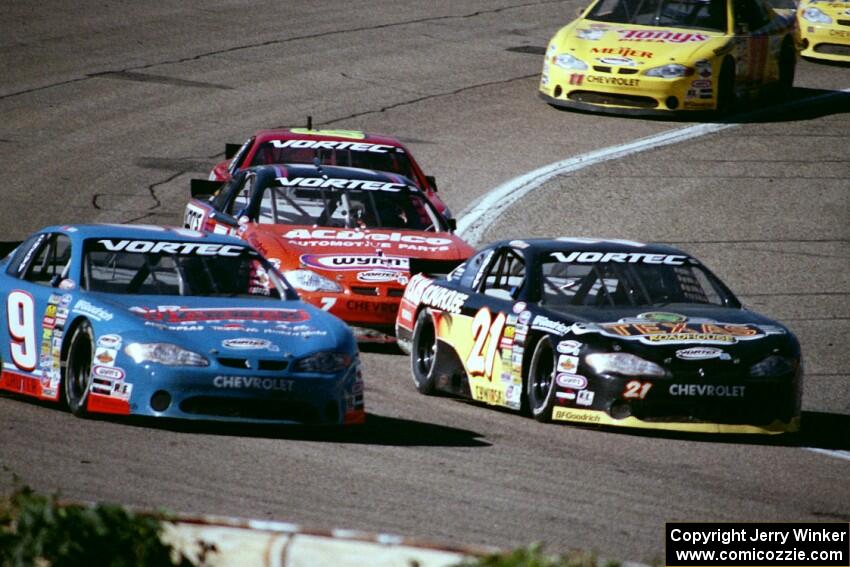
[1,1,848,562]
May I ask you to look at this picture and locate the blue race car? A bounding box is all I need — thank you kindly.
[0,224,364,425]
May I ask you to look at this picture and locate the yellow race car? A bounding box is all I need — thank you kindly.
[539,0,798,115]
[796,0,850,62]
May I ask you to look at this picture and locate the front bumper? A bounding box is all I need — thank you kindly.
[551,371,802,435]
[301,289,402,341]
[539,67,718,115]
[89,361,364,425]
[798,23,850,62]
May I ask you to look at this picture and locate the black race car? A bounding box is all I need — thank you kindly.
[395,238,802,434]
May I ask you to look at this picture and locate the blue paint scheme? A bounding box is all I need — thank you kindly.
[0,224,363,425]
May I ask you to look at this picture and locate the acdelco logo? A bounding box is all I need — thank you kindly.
[284,229,452,246]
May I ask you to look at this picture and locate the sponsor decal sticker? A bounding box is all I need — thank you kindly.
[97,334,122,349]
[592,46,653,58]
[93,365,125,380]
[95,348,117,366]
[552,251,686,265]
[356,270,403,283]
[72,300,114,322]
[131,306,309,324]
[577,28,605,40]
[301,254,409,271]
[577,389,595,406]
[568,316,785,346]
[270,139,395,153]
[213,376,294,391]
[277,177,406,192]
[557,340,582,355]
[617,29,709,42]
[556,373,588,390]
[676,346,730,360]
[512,301,527,314]
[668,384,746,397]
[95,239,244,257]
[597,56,637,66]
[556,390,577,400]
[557,355,580,373]
[222,338,278,351]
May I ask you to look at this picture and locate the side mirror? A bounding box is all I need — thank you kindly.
[190,179,223,200]
[425,175,438,190]
[224,143,241,159]
[576,5,586,16]
[446,217,457,232]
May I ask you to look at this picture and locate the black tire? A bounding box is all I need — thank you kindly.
[526,337,557,422]
[64,320,94,417]
[410,309,437,395]
[777,40,796,100]
[716,60,736,117]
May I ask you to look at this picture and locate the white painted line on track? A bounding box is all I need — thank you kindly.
[457,87,850,246]
[805,448,850,463]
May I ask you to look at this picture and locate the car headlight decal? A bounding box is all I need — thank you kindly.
[645,64,694,78]
[124,343,209,366]
[283,269,343,293]
[293,352,352,374]
[801,7,832,23]
[749,355,796,378]
[586,352,667,377]
[553,53,589,70]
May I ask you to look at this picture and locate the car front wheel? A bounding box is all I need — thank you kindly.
[527,337,556,422]
[64,320,94,417]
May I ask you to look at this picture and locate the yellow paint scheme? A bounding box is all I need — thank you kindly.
[289,128,366,139]
[434,311,516,408]
[796,0,850,62]
[551,407,801,434]
[539,3,795,113]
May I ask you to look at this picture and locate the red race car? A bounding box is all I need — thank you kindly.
[185,164,474,343]
[209,126,451,217]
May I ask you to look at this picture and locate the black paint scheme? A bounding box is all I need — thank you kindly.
[396,238,802,434]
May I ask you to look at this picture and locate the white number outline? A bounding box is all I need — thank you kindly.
[7,290,37,371]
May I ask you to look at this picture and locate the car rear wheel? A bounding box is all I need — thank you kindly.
[777,40,796,100]
[716,60,736,116]
[527,337,556,422]
[410,309,437,395]
[64,320,94,417]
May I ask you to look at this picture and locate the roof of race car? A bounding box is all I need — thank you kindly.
[251,128,407,149]
[39,224,249,246]
[496,237,693,257]
[243,163,420,189]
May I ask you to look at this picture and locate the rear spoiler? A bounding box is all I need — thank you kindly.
[0,240,23,260]
[190,179,223,199]
[224,143,242,159]
[408,258,466,278]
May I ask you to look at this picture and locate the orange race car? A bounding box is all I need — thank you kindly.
[185,164,474,342]
[208,126,451,217]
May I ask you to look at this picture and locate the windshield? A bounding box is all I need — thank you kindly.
[246,184,444,231]
[539,252,735,309]
[586,0,727,32]
[82,238,292,298]
[249,140,417,182]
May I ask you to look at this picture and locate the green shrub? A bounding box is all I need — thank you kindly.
[0,485,193,567]
[456,543,622,567]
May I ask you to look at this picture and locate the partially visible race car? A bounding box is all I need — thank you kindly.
[396,238,802,434]
[0,224,363,425]
[209,127,450,217]
[796,0,850,62]
[185,165,474,342]
[539,0,797,115]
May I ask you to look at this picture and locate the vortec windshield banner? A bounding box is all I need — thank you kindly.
[270,139,398,153]
[276,177,405,191]
[95,240,244,256]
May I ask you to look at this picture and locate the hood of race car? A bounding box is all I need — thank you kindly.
[86,294,353,359]
[549,21,726,70]
[242,224,473,284]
